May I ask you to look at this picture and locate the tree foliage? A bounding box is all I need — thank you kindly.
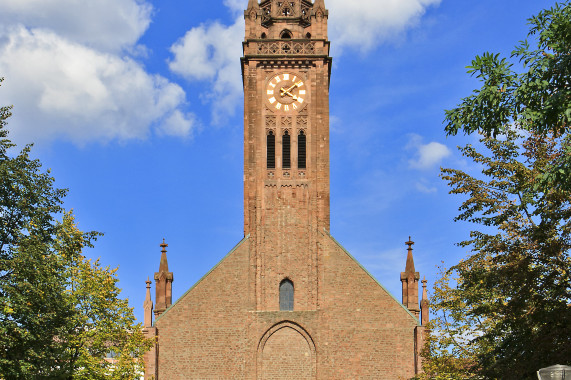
[421,3,571,378]
[0,78,151,378]
[422,131,571,380]
[413,267,483,380]
[444,1,571,190]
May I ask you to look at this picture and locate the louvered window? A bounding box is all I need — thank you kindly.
[298,130,306,169]
[267,131,275,169]
[282,131,291,169]
[279,279,294,311]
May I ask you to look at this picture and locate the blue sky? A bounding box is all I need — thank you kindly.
[0,0,553,323]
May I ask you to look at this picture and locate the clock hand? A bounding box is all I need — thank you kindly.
[280,85,295,97]
[280,89,299,100]
[280,81,303,97]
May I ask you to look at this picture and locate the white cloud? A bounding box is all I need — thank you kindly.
[415,180,437,194]
[0,0,195,145]
[168,0,441,122]
[0,26,193,145]
[168,18,244,124]
[328,0,442,52]
[0,0,152,53]
[159,110,197,138]
[407,134,451,170]
[223,0,248,14]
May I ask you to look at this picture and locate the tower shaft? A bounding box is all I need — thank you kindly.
[242,0,331,311]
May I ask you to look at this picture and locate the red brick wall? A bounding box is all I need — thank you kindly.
[258,184,317,311]
[317,234,418,379]
[153,233,419,379]
[154,239,251,379]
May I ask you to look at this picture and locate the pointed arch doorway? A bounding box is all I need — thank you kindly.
[257,321,316,379]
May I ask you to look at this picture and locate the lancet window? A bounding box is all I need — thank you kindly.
[298,130,306,169]
[282,130,291,169]
[279,279,294,311]
[267,130,276,169]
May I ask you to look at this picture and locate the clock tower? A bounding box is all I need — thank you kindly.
[143,1,428,378]
[242,0,331,312]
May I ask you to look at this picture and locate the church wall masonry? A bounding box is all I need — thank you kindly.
[154,239,251,379]
[142,0,429,378]
[146,233,423,379]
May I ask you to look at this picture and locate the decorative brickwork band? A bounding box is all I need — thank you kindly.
[281,116,292,129]
[260,0,312,26]
[257,41,316,55]
[261,2,271,24]
[265,115,276,129]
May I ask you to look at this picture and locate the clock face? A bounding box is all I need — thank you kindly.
[265,72,306,113]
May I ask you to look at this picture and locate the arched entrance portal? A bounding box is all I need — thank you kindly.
[257,321,316,379]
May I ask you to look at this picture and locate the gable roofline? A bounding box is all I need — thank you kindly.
[154,232,419,325]
[154,235,250,324]
[323,229,420,325]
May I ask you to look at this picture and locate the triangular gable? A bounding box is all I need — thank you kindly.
[323,229,420,325]
[154,235,250,324]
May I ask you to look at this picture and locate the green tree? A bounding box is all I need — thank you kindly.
[413,267,482,380]
[422,131,571,380]
[420,3,571,379]
[56,214,151,379]
[0,78,151,378]
[444,1,571,190]
[0,76,71,377]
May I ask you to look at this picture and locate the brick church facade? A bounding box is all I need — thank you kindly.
[142,0,429,378]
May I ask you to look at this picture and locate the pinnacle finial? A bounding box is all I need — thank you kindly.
[314,0,325,9]
[421,276,429,325]
[404,236,416,274]
[247,0,259,10]
[143,277,154,327]
[158,239,170,273]
[144,277,153,303]
[405,236,414,251]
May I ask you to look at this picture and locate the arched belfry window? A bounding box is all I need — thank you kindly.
[279,279,294,311]
[282,130,291,169]
[267,130,275,169]
[280,30,292,39]
[298,130,306,169]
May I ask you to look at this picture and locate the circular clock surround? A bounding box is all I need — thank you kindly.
[265,72,307,113]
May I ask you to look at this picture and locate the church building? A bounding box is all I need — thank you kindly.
[142,0,429,378]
